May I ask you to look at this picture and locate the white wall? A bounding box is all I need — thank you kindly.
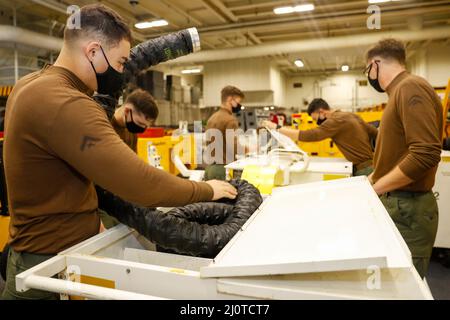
[270,64,286,107]
[203,57,272,107]
[285,72,388,111]
[424,42,450,87]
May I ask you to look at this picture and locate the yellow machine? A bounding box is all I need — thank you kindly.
[136,134,198,176]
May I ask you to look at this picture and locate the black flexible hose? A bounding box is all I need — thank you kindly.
[96,179,262,258]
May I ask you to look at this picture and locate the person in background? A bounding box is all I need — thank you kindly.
[366,38,443,278]
[100,88,159,228]
[111,88,158,152]
[205,86,245,180]
[263,98,378,176]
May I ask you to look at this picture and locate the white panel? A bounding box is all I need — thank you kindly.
[201,177,412,278]
[217,267,432,300]
[434,151,450,248]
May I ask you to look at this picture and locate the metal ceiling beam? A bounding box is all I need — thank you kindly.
[206,0,239,23]
[164,26,450,65]
[198,0,228,23]
[197,5,450,37]
[161,0,204,26]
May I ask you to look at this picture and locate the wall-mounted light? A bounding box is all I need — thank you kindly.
[274,4,315,15]
[294,59,305,68]
[181,68,202,74]
[341,65,350,72]
[135,19,168,29]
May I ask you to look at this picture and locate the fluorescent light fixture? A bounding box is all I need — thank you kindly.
[294,59,304,68]
[368,0,402,3]
[135,19,168,29]
[274,4,314,15]
[294,4,315,12]
[341,65,350,72]
[264,107,270,111]
[274,6,295,14]
[181,68,201,74]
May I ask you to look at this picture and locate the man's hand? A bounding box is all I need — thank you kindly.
[206,180,238,200]
[99,221,106,233]
[261,120,277,130]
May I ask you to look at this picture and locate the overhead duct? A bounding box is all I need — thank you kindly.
[0,25,63,52]
[166,26,450,65]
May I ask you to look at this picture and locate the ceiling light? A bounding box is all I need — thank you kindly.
[341,65,350,72]
[294,4,315,12]
[368,0,402,3]
[181,69,201,74]
[294,59,304,68]
[274,4,314,15]
[135,19,168,29]
[274,6,295,15]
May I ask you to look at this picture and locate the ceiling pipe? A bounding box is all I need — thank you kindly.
[165,26,450,65]
[0,25,63,51]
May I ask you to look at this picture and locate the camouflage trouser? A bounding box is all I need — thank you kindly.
[204,164,226,181]
[354,166,374,177]
[1,248,58,300]
[98,209,120,229]
[380,191,439,279]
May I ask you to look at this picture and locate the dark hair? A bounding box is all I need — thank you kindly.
[64,4,132,47]
[307,98,330,115]
[125,89,159,120]
[366,38,406,65]
[221,85,245,103]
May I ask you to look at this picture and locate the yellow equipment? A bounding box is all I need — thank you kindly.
[0,216,9,250]
[136,134,198,175]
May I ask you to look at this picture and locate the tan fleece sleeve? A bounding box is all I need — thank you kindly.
[298,117,341,142]
[396,84,442,180]
[47,96,213,207]
[362,120,378,139]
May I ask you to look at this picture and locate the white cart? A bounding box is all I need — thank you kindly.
[16,177,432,300]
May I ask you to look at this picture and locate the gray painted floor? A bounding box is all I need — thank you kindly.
[1,256,449,300]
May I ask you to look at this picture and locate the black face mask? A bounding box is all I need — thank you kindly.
[232,100,242,113]
[316,117,327,126]
[90,46,125,96]
[367,61,385,93]
[126,110,146,134]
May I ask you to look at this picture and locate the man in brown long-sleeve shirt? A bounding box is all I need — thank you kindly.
[2,4,236,300]
[366,39,443,278]
[205,86,245,180]
[263,98,378,176]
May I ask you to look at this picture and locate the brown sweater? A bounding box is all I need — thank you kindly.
[298,111,378,166]
[4,66,213,254]
[372,71,443,192]
[111,116,138,152]
[206,108,240,165]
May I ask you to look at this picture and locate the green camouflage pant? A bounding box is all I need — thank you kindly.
[1,248,58,300]
[380,191,439,279]
[204,164,226,181]
[354,166,374,177]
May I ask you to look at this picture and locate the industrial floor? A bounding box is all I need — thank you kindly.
[0,255,449,300]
